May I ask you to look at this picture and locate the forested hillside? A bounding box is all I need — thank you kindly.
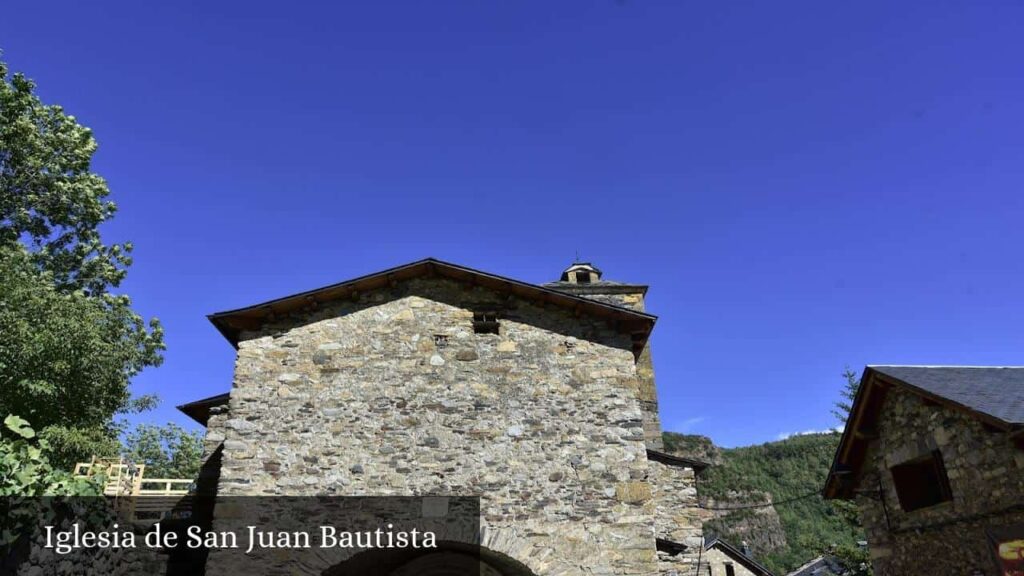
[664,431,866,575]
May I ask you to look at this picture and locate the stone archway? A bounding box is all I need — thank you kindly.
[321,541,537,576]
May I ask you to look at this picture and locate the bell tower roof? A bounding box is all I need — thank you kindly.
[559,262,603,284]
[544,261,648,298]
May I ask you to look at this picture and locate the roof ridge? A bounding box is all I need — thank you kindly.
[205,257,657,348]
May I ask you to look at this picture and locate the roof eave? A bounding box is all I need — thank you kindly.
[207,258,657,349]
[177,392,230,426]
[646,448,711,472]
[824,366,1018,500]
[824,366,875,500]
[706,538,776,576]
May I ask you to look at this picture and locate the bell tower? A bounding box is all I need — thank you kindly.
[559,262,603,284]
[546,262,664,450]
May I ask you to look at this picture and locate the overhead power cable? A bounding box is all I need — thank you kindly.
[697,490,821,511]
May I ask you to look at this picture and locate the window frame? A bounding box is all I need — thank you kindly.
[889,449,953,512]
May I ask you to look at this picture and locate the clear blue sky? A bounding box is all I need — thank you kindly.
[3,1,1023,447]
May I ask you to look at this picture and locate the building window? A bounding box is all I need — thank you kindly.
[472,312,500,334]
[890,450,953,512]
[575,271,591,283]
[725,564,736,576]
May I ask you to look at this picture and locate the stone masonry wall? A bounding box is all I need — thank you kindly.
[658,543,760,576]
[544,283,664,451]
[208,277,659,575]
[649,459,705,573]
[649,460,702,547]
[701,546,760,576]
[855,388,1024,575]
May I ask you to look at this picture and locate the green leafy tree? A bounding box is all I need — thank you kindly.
[832,367,861,424]
[1,56,131,294]
[667,427,874,574]
[0,55,164,468]
[0,415,101,496]
[0,246,162,467]
[831,542,872,576]
[1,415,106,549]
[121,423,203,480]
[830,367,872,575]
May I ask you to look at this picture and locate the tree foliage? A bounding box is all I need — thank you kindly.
[1,414,106,550]
[829,367,872,575]
[831,541,872,576]
[0,414,101,497]
[666,431,867,574]
[833,367,860,424]
[121,423,203,480]
[662,369,874,575]
[0,57,129,294]
[0,246,163,467]
[0,54,164,468]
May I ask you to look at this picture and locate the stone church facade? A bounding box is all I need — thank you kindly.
[180,259,706,574]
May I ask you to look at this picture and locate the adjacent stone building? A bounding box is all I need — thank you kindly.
[700,537,775,576]
[179,259,707,575]
[824,366,1024,575]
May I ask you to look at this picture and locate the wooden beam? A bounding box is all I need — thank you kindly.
[262,306,276,322]
[854,429,879,440]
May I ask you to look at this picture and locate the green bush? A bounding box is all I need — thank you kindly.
[1,414,104,549]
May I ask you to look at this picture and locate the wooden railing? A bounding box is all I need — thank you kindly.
[74,457,194,521]
[138,478,194,496]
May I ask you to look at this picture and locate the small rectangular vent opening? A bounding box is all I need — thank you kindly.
[472,311,500,334]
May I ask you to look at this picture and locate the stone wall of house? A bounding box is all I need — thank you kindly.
[701,546,760,576]
[648,459,704,573]
[657,545,760,576]
[649,460,702,547]
[855,388,1024,576]
[207,276,660,575]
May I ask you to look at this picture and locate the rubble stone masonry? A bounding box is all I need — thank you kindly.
[854,388,1024,575]
[207,276,663,575]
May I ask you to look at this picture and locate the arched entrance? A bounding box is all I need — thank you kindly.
[322,541,537,576]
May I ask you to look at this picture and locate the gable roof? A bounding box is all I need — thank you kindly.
[824,365,1024,499]
[186,259,658,426]
[704,537,776,576]
[867,366,1024,425]
[207,258,657,349]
